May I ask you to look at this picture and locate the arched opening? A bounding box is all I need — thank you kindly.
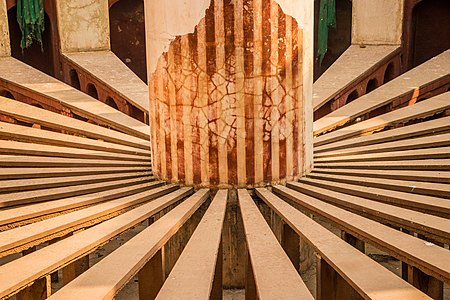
[314,0,352,80]
[69,69,81,90]
[346,90,359,104]
[411,0,450,67]
[109,0,147,82]
[86,84,99,100]
[0,90,15,99]
[365,78,378,94]
[129,103,145,123]
[105,97,119,110]
[383,63,395,84]
[8,6,55,76]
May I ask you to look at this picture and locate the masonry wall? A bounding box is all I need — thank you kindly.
[352,0,403,45]
[56,0,110,53]
[0,0,10,56]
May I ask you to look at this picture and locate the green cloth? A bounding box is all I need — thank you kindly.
[16,0,45,50]
[317,0,336,64]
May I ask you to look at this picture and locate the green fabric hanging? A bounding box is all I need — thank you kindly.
[317,0,336,64]
[16,0,45,50]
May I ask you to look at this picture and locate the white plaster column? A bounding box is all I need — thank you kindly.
[144,0,314,187]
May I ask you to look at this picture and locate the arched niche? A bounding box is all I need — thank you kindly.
[109,0,147,82]
[365,78,378,94]
[383,63,395,84]
[105,96,119,110]
[7,0,60,77]
[314,0,352,80]
[0,90,15,99]
[86,83,99,100]
[411,0,450,67]
[69,69,81,90]
[346,90,359,104]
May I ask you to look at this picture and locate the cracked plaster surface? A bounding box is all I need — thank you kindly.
[149,0,305,186]
[146,0,308,75]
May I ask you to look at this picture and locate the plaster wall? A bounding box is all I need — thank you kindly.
[0,0,10,56]
[56,0,110,53]
[352,0,403,45]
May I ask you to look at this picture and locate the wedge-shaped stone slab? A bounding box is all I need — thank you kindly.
[47,189,210,300]
[256,188,431,300]
[0,188,193,299]
[239,189,314,300]
[156,190,228,299]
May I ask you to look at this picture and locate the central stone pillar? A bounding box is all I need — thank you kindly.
[145,0,312,187]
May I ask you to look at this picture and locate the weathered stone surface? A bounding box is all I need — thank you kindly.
[148,0,308,187]
[56,0,110,53]
[0,0,10,57]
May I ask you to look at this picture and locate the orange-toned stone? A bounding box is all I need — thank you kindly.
[148,0,307,187]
